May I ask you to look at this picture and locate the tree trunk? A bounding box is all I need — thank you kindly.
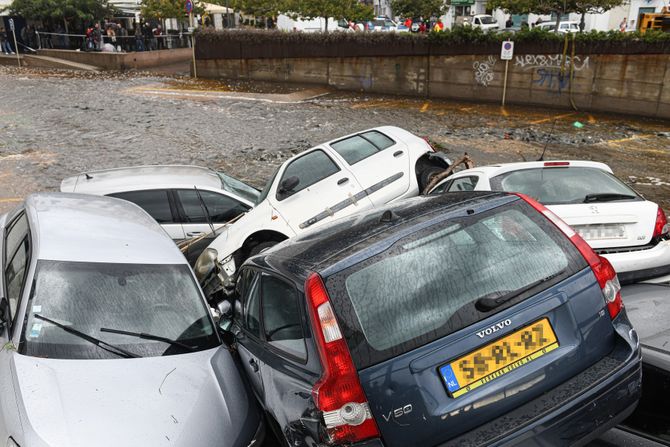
[324,16,329,31]
[554,10,561,32]
[579,12,585,31]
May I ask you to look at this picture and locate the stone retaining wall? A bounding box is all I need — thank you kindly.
[36,48,192,71]
[196,53,670,119]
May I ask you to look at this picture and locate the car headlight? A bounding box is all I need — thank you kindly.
[194,248,218,283]
[220,254,236,276]
[7,437,20,447]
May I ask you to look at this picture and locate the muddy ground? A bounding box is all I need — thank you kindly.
[0,66,668,215]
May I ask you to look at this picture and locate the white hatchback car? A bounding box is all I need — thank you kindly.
[196,126,451,296]
[60,165,259,264]
[428,160,670,284]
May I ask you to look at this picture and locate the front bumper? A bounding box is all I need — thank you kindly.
[600,239,670,284]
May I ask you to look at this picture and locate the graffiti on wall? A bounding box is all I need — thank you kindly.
[514,54,590,71]
[532,67,571,93]
[473,56,497,86]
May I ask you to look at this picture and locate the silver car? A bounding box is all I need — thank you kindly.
[0,193,262,447]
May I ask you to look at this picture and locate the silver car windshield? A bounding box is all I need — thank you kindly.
[217,172,260,203]
[20,261,220,360]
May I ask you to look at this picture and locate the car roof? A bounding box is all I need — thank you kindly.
[61,165,223,195]
[445,160,612,179]
[24,193,186,264]
[250,191,515,281]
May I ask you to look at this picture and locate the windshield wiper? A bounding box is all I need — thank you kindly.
[34,314,140,359]
[475,270,566,312]
[100,327,197,351]
[583,193,636,203]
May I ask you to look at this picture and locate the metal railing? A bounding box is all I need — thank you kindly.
[34,31,194,52]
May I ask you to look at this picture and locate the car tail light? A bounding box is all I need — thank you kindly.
[543,161,570,167]
[422,137,436,152]
[653,206,669,238]
[514,193,623,319]
[305,273,380,444]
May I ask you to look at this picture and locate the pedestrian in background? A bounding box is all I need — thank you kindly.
[1,27,14,54]
[93,22,102,50]
[118,23,128,51]
[619,17,627,32]
[134,22,144,51]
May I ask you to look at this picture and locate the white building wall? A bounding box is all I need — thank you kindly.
[277,15,340,32]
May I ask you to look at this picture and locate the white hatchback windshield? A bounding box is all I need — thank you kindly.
[490,167,638,205]
[20,261,219,359]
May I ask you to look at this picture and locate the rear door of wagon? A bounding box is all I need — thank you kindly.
[324,196,618,446]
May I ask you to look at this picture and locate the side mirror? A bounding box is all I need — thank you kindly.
[277,176,300,197]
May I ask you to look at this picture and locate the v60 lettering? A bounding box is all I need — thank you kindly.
[382,404,412,422]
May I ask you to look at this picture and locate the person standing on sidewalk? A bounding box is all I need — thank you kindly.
[93,22,102,50]
[1,27,14,54]
[134,22,144,51]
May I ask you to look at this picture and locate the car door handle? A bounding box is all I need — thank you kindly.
[393,150,404,157]
[186,231,204,237]
[337,177,349,185]
[249,358,259,372]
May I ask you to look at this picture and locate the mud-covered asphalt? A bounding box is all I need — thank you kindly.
[0,66,668,215]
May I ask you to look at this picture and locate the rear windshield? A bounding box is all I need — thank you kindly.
[325,200,584,368]
[490,167,639,205]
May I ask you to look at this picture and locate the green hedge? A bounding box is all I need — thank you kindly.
[195,27,670,59]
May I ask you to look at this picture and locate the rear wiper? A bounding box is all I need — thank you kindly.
[34,314,140,359]
[583,193,636,203]
[100,327,197,351]
[475,270,566,312]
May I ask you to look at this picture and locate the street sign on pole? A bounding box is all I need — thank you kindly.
[501,40,513,106]
[8,18,20,68]
[185,0,193,13]
[500,40,514,60]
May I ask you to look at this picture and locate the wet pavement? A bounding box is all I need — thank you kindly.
[0,65,668,446]
[0,66,669,215]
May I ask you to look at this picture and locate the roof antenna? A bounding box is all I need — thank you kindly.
[85,173,93,180]
[537,119,557,162]
[380,209,397,223]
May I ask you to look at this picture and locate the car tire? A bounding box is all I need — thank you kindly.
[419,166,445,191]
[249,240,280,257]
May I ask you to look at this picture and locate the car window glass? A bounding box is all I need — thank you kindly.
[261,275,306,359]
[361,131,395,151]
[176,190,249,223]
[234,268,256,322]
[490,167,637,205]
[5,238,29,332]
[277,150,340,200]
[448,176,479,192]
[5,213,28,260]
[430,180,453,194]
[109,190,174,223]
[244,274,261,338]
[331,136,378,165]
[20,261,219,359]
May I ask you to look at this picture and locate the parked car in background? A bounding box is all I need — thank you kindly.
[536,21,581,33]
[60,165,259,265]
[218,191,641,447]
[428,161,670,284]
[195,126,451,298]
[371,17,397,31]
[618,283,670,445]
[0,193,263,447]
[468,14,500,31]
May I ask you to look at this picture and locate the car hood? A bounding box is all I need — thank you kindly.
[11,347,259,447]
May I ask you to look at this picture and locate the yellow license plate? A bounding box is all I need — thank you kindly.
[439,318,559,398]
